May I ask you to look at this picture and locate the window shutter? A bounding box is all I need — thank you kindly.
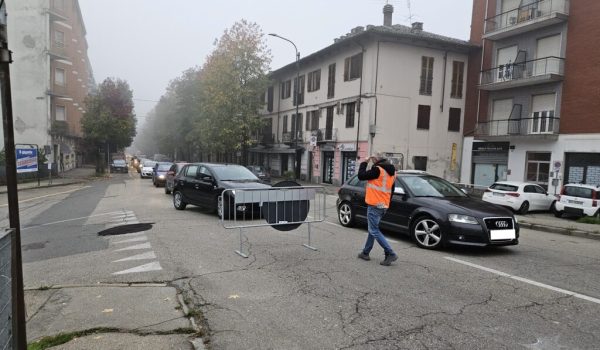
[344,57,350,81]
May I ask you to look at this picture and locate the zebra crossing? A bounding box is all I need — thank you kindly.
[104,210,163,275]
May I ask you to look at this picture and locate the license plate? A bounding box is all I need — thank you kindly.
[493,192,504,197]
[568,200,584,205]
[490,229,516,240]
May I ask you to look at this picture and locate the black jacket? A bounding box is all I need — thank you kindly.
[357,159,396,202]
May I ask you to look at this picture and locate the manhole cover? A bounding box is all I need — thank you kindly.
[98,223,154,236]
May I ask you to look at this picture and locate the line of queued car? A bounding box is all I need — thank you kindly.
[480,180,600,219]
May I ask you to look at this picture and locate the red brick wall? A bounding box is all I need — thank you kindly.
[560,0,600,134]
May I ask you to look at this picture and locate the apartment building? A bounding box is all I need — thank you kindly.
[254,5,474,185]
[462,0,600,193]
[7,0,94,171]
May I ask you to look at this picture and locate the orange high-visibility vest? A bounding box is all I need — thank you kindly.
[365,166,396,208]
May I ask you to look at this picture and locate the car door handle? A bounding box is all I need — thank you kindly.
[195,185,200,189]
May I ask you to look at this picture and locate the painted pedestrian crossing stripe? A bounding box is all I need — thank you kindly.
[103,210,163,275]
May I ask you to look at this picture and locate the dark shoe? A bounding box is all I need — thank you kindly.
[357,252,371,261]
[380,254,398,266]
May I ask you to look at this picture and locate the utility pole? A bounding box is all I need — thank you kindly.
[0,1,28,348]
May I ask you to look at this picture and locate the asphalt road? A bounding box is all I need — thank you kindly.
[11,171,600,349]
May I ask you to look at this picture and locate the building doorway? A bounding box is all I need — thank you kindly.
[322,151,334,184]
[342,152,357,184]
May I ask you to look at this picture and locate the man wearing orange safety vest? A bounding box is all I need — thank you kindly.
[357,153,398,266]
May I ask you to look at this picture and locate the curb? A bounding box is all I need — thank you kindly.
[519,221,600,241]
[0,179,87,194]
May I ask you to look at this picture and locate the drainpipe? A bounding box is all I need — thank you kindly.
[354,40,366,157]
[476,0,490,127]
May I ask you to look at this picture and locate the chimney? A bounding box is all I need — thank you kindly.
[411,22,423,33]
[383,4,393,27]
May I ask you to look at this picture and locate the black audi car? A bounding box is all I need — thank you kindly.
[172,163,271,218]
[337,171,519,249]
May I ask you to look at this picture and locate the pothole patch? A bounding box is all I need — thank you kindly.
[98,223,154,236]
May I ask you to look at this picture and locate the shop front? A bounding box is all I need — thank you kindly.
[471,142,510,188]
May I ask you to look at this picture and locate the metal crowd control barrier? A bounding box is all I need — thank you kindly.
[0,229,13,350]
[220,186,326,258]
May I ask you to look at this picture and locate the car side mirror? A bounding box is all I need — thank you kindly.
[394,187,405,195]
[461,188,469,195]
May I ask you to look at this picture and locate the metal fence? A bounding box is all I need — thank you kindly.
[0,229,13,350]
[220,186,326,258]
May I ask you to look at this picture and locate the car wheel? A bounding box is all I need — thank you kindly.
[337,201,355,227]
[165,184,171,195]
[549,200,557,212]
[554,210,563,218]
[412,216,443,250]
[518,201,529,215]
[173,191,187,210]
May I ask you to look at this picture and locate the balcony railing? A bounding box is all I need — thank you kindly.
[484,0,569,36]
[281,131,302,143]
[480,56,564,87]
[316,128,337,142]
[475,116,560,137]
[260,133,274,145]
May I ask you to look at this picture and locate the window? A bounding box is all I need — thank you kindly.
[55,30,65,47]
[291,113,303,139]
[55,68,65,86]
[282,115,288,133]
[267,86,274,112]
[280,80,291,99]
[293,75,305,106]
[310,110,321,131]
[413,156,428,171]
[448,107,461,132]
[307,69,321,92]
[344,53,362,81]
[327,63,336,98]
[526,152,551,188]
[345,102,356,128]
[451,61,464,98]
[185,165,199,177]
[417,105,431,130]
[55,105,66,121]
[419,56,434,95]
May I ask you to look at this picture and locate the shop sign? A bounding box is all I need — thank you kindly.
[472,142,509,152]
[337,143,356,151]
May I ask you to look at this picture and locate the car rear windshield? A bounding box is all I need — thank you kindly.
[563,186,594,199]
[113,159,126,165]
[490,183,519,192]
[158,164,171,171]
[212,166,258,181]
[144,161,157,167]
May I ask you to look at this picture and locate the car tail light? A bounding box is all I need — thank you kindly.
[507,192,520,197]
[484,189,491,192]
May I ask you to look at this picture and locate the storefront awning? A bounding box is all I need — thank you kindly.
[249,146,302,154]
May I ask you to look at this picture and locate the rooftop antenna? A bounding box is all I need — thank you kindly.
[406,0,416,24]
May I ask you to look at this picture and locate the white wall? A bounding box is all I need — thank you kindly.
[5,0,51,148]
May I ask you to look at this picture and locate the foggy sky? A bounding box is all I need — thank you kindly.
[78,0,472,121]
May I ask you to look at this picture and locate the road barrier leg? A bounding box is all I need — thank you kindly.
[302,222,317,251]
[235,227,248,258]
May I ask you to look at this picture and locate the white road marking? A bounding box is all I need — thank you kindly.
[114,242,152,251]
[112,261,162,275]
[22,211,124,230]
[112,236,148,244]
[0,186,91,207]
[112,251,156,262]
[445,257,600,305]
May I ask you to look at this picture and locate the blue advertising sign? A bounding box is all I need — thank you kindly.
[16,148,38,173]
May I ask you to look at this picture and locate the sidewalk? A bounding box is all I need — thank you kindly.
[516,212,600,241]
[0,165,98,194]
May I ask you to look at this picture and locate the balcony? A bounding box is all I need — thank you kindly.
[480,56,564,91]
[47,84,68,98]
[48,41,70,60]
[475,116,560,140]
[260,133,274,145]
[316,128,337,143]
[484,0,569,40]
[281,131,303,144]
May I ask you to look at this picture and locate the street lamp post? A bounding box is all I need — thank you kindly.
[269,33,301,179]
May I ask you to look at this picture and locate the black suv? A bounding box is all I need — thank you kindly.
[172,163,271,218]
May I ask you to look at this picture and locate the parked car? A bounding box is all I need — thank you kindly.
[246,165,271,183]
[336,171,519,250]
[110,159,128,173]
[152,162,173,187]
[554,184,600,218]
[172,163,271,218]
[481,181,556,214]
[165,162,188,194]
[140,160,157,179]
